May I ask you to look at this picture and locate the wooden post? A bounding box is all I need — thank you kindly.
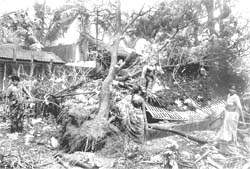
[42,64,45,80]
[49,59,55,93]
[29,54,35,92]
[2,63,6,91]
[30,54,35,78]
[13,47,18,75]
[13,48,16,62]
[49,59,53,75]
[3,63,7,116]
[17,64,21,77]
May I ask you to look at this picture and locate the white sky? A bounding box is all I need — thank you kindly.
[0,0,249,16]
[1,0,249,46]
[0,0,159,14]
[0,0,250,24]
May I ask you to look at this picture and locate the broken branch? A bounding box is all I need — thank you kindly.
[148,124,209,144]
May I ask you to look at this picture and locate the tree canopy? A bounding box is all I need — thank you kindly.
[0,0,249,96]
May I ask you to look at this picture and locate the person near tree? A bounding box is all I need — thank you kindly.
[216,85,244,146]
[121,86,147,144]
[129,86,147,143]
[141,63,157,91]
[5,75,28,133]
[141,61,164,93]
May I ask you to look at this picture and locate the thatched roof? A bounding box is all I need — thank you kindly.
[0,44,65,64]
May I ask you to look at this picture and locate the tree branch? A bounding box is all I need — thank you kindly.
[161,57,224,68]
[158,26,180,52]
[122,5,152,33]
[148,124,209,144]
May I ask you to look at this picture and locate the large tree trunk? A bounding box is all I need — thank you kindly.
[218,0,231,34]
[58,0,132,153]
[202,0,215,35]
[97,33,121,119]
[58,35,122,152]
[97,0,122,119]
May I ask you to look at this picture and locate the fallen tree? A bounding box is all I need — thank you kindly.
[56,0,150,152]
[148,124,209,144]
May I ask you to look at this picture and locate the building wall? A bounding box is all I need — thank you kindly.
[44,44,77,62]
[0,62,59,92]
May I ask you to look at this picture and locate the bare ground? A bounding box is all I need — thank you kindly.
[0,115,249,169]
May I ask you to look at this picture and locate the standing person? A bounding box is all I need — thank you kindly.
[141,63,157,91]
[141,61,164,94]
[5,75,26,133]
[216,85,244,147]
[125,86,147,144]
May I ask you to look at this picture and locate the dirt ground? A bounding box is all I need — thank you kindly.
[0,113,249,169]
[0,116,59,169]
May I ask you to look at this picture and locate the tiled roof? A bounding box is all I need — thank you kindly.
[0,44,65,64]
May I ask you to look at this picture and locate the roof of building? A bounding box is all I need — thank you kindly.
[44,39,130,63]
[0,44,65,64]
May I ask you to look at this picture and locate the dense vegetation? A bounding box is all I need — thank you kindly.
[1,0,250,153]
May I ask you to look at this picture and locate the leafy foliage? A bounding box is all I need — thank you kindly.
[33,2,52,43]
[130,0,250,98]
[0,11,40,44]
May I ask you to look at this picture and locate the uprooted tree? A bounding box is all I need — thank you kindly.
[1,0,250,153]
[58,0,250,152]
[57,0,152,152]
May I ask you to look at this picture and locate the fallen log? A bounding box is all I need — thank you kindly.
[148,124,209,144]
[53,91,96,98]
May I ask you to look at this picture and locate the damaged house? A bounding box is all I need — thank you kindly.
[0,43,65,91]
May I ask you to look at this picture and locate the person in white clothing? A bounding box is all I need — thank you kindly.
[215,85,245,154]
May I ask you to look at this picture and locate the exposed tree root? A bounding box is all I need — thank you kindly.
[60,117,111,153]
